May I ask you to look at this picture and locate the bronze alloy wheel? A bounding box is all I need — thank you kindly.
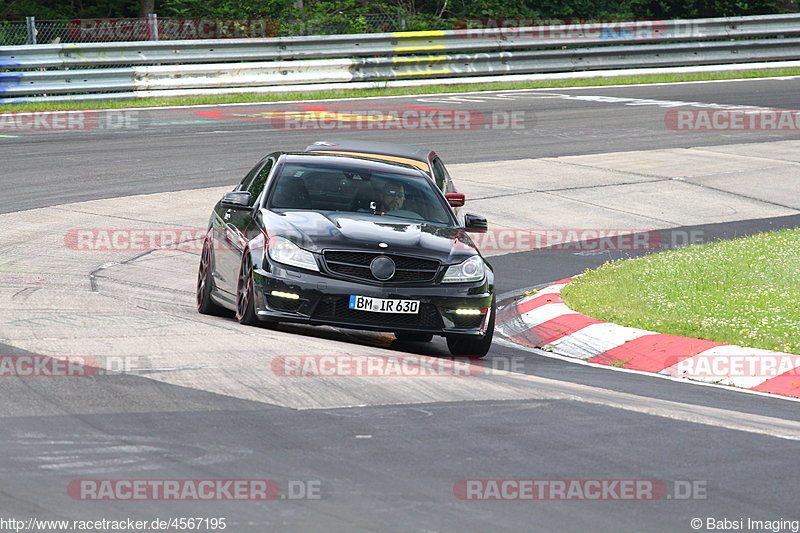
[196,238,229,317]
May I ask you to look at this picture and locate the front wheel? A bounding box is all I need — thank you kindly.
[446,298,495,358]
[235,252,261,326]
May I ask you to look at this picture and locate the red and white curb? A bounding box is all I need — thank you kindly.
[496,277,800,399]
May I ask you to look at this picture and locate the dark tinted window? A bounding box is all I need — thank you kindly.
[431,157,451,192]
[247,159,274,205]
[268,163,454,225]
[237,161,263,192]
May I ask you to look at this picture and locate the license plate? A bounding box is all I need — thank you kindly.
[348,295,420,314]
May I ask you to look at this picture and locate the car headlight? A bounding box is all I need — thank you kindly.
[268,236,319,272]
[442,255,485,283]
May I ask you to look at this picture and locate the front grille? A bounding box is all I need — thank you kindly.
[323,251,439,283]
[312,296,443,330]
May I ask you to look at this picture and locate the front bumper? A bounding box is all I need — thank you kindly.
[252,262,493,336]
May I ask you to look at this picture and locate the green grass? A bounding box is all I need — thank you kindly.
[2,67,800,112]
[561,228,800,354]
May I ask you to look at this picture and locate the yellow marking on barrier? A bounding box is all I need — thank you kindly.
[396,69,452,76]
[392,56,448,63]
[394,45,446,52]
[392,30,446,38]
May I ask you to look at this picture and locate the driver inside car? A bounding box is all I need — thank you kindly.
[376,181,406,213]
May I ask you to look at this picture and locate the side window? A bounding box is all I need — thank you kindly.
[237,161,263,192]
[247,159,274,206]
[431,157,451,192]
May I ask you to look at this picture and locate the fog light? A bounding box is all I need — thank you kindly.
[454,308,486,315]
[271,290,300,300]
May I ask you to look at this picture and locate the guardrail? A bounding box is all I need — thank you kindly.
[2,13,800,103]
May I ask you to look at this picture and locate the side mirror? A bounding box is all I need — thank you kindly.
[464,213,488,233]
[445,192,465,207]
[220,191,252,209]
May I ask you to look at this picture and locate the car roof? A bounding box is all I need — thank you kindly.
[305,140,434,162]
[280,152,429,177]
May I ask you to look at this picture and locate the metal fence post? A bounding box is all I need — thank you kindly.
[25,16,37,45]
[148,13,159,41]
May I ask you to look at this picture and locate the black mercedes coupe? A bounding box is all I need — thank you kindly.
[196,152,495,356]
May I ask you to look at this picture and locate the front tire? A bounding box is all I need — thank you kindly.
[446,298,495,358]
[197,238,230,317]
[235,252,261,326]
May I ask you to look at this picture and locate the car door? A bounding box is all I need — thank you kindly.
[213,157,275,295]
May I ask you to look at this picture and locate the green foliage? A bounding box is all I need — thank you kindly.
[2,0,796,24]
[403,13,453,30]
[0,20,26,43]
[446,0,538,18]
[563,227,800,354]
[441,0,790,19]
[1,0,140,19]
[159,0,290,18]
[627,0,786,18]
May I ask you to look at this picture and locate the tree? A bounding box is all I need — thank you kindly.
[139,0,156,16]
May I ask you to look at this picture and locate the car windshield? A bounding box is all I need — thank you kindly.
[267,163,454,225]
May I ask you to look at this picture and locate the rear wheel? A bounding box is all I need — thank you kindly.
[196,239,230,317]
[394,331,434,343]
[446,298,495,358]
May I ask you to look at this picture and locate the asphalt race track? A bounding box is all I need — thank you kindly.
[1,77,799,533]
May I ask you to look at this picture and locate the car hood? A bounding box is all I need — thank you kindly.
[261,210,478,264]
